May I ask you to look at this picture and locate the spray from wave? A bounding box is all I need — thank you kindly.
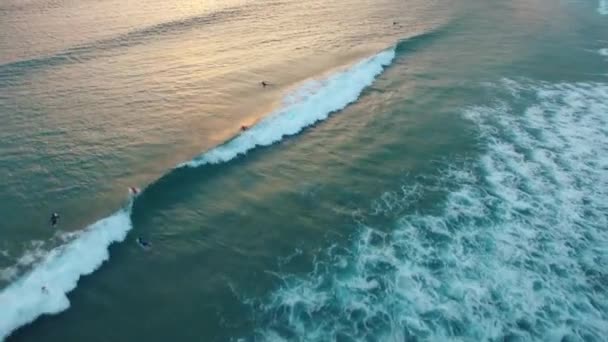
[0,46,396,340]
[243,80,608,341]
[599,0,608,15]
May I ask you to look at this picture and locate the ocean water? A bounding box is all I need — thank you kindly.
[1,0,607,341]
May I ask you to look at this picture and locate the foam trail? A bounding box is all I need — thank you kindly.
[600,48,608,57]
[0,206,133,341]
[244,80,608,341]
[599,0,608,15]
[180,48,395,168]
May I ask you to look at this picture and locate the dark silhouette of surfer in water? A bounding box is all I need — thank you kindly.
[260,81,270,87]
[50,213,59,227]
[241,125,249,131]
[136,237,151,249]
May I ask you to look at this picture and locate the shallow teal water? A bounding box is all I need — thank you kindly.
[1,0,608,341]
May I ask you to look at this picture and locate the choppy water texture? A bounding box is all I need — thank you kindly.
[1,0,607,341]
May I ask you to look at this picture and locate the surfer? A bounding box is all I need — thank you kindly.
[260,81,269,87]
[136,237,151,249]
[241,125,249,131]
[41,286,48,293]
[129,187,140,195]
[50,213,59,227]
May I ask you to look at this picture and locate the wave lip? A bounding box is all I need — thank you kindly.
[0,207,133,341]
[180,48,396,168]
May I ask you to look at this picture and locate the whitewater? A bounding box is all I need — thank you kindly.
[246,80,608,341]
[0,47,395,341]
[599,0,608,15]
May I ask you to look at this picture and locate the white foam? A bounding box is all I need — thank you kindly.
[599,0,608,15]
[0,268,18,284]
[0,242,46,284]
[0,208,133,341]
[0,231,90,285]
[600,48,608,57]
[180,48,395,168]
[248,80,608,340]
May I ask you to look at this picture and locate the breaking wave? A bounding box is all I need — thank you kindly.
[179,48,395,168]
[0,205,133,341]
[0,43,399,340]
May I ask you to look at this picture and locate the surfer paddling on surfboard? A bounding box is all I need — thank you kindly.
[129,187,140,196]
[136,237,151,250]
[50,213,59,227]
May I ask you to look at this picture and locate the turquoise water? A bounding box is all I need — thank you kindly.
[1,0,608,341]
